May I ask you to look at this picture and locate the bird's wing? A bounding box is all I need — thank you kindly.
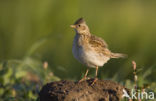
[89,35,108,48]
[89,35,111,57]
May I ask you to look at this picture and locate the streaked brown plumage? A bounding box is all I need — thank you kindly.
[71,18,127,84]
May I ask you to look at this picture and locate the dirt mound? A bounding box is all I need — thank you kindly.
[39,79,125,101]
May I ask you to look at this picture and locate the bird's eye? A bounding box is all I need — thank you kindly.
[78,25,81,27]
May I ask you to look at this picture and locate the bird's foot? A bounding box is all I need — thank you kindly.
[78,77,90,83]
[91,77,98,86]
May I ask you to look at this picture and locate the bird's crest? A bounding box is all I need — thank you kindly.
[74,18,85,25]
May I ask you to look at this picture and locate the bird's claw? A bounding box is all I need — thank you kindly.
[78,77,90,83]
[91,78,98,85]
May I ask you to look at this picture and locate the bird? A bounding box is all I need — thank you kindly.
[70,18,127,84]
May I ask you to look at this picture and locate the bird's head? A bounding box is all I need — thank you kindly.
[70,18,90,35]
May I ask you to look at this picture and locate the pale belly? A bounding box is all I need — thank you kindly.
[72,44,110,68]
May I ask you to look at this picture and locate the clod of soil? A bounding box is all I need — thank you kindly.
[39,79,125,101]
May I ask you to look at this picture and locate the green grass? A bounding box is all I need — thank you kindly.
[0,58,60,101]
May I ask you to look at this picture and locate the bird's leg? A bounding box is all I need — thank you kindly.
[79,69,89,82]
[91,66,98,85]
[95,66,98,78]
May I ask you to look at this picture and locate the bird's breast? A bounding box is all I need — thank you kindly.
[72,35,88,62]
[72,34,110,68]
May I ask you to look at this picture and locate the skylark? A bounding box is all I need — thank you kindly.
[70,18,127,84]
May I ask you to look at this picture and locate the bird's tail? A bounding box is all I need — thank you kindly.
[110,52,127,58]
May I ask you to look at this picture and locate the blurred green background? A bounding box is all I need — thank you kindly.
[0,0,156,100]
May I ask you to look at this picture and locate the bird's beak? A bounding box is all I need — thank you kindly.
[70,25,76,29]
